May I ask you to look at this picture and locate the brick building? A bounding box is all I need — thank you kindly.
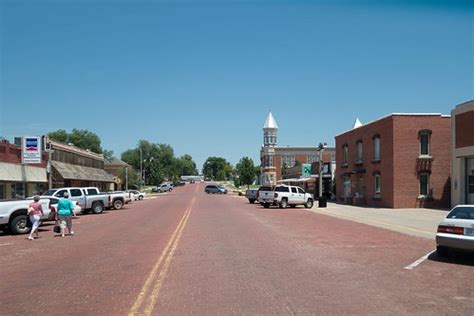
[47,139,115,191]
[0,140,48,199]
[335,114,451,208]
[259,112,335,188]
[451,100,474,206]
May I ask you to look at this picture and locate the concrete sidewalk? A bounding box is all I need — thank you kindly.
[309,202,450,240]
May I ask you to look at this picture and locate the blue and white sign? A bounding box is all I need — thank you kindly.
[22,136,42,164]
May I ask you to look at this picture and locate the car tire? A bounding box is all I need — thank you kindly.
[113,200,123,210]
[305,199,314,209]
[91,202,104,214]
[290,205,296,208]
[263,203,270,209]
[436,245,449,258]
[279,199,288,209]
[139,196,143,200]
[249,199,255,204]
[10,214,31,235]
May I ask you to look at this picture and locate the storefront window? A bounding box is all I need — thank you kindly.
[0,184,5,200]
[11,183,25,199]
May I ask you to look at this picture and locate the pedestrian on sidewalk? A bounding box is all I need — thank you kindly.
[27,195,44,240]
[56,192,76,237]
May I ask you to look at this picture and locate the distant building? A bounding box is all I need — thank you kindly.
[259,112,335,193]
[105,157,132,190]
[47,139,115,191]
[451,100,474,206]
[335,114,451,208]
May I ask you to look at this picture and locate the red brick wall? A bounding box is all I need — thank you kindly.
[274,155,282,180]
[392,116,451,208]
[335,116,395,207]
[455,110,474,148]
[0,142,47,167]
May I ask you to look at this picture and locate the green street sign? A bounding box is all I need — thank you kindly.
[302,164,311,177]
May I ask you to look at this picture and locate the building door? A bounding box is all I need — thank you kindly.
[355,175,365,198]
[467,158,474,204]
[343,176,351,198]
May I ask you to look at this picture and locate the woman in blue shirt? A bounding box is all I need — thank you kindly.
[56,192,76,237]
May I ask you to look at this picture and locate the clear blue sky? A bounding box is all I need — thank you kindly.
[1,0,472,170]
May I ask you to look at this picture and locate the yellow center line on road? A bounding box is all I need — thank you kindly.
[128,197,196,316]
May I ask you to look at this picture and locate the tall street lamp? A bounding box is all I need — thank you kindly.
[317,142,327,199]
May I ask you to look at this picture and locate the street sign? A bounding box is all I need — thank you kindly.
[22,136,42,164]
[302,164,311,177]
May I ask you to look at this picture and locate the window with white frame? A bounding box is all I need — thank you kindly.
[419,130,431,156]
[419,173,429,196]
[281,155,295,167]
[373,135,380,161]
[356,140,363,162]
[342,145,348,165]
[307,155,318,164]
[374,173,381,197]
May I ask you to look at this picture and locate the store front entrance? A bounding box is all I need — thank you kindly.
[467,158,474,204]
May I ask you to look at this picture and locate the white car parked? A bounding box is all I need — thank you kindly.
[128,190,145,201]
[436,205,474,257]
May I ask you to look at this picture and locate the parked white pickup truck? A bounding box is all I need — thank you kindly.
[0,198,54,234]
[261,185,314,209]
[42,187,127,214]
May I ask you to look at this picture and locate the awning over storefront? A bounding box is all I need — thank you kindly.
[52,161,115,183]
[0,162,47,182]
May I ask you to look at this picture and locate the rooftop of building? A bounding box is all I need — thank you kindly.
[263,111,278,129]
[453,99,474,114]
[336,113,451,138]
[48,139,105,161]
[105,156,130,167]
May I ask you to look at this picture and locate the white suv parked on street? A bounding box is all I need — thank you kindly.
[271,185,314,209]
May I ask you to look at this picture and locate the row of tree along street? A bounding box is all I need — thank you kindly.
[48,129,259,189]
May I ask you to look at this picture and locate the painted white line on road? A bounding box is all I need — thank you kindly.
[0,243,14,247]
[404,250,436,270]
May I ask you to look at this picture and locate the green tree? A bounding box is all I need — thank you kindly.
[48,129,103,154]
[281,162,288,177]
[69,129,103,154]
[47,129,68,143]
[176,154,198,176]
[120,140,197,186]
[236,157,256,189]
[202,157,232,181]
[117,166,140,189]
[103,149,114,162]
[294,160,301,167]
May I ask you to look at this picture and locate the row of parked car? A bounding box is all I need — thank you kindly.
[0,187,146,235]
[244,185,474,258]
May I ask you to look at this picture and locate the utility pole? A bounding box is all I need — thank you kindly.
[45,137,54,190]
[318,142,326,198]
[125,166,129,191]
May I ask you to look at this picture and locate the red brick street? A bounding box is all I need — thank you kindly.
[1,183,472,315]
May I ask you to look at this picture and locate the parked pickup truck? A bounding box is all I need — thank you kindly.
[42,187,127,214]
[0,198,54,234]
[261,185,314,209]
[245,189,258,204]
[257,186,275,206]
